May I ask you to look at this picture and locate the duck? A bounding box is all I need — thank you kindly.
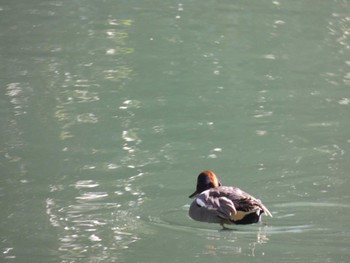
[188,170,272,228]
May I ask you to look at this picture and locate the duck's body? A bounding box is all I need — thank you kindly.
[188,171,272,227]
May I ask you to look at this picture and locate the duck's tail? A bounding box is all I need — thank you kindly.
[261,203,273,217]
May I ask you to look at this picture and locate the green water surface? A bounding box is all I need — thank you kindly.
[1,0,350,262]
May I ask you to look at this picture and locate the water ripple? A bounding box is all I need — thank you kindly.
[74,180,99,189]
[76,113,98,123]
[75,192,109,201]
[274,201,350,208]
[46,170,146,261]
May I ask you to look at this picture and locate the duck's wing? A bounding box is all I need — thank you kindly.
[195,191,237,222]
[226,186,272,217]
[206,187,272,220]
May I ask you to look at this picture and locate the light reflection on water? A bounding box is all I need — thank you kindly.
[41,12,147,260]
[196,228,270,257]
[46,171,147,261]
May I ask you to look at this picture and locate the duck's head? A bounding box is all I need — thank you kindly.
[189,170,222,198]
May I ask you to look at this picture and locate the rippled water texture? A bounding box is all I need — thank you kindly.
[1,0,350,262]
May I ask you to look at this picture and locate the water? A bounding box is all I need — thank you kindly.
[1,0,350,262]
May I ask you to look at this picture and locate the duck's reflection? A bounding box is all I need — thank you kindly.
[201,226,270,257]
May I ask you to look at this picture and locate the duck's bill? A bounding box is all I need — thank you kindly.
[188,191,197,198]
